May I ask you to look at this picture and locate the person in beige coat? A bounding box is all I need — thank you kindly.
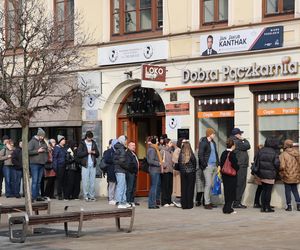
[279,139,300,211]
[172,138,183,208]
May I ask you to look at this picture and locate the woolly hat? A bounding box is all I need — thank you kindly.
[118,135,127,146]
[206,128,215,137]
[283,139,294,149]
[57,135,65,144]
[37,128,46,137]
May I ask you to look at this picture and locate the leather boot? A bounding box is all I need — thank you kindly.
[195,192,203,207]
[297,204,300,211]
[285,204,292,211]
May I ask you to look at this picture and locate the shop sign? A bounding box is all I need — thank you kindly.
[98,40,168,66]
[182,62,298,83]
[257,108,299,116]
[142,64,166,82]
[200,26,283,56]
[198,110,234,118]
[166,103,190,115]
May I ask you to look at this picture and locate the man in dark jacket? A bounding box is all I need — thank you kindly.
[113,135,130,209]
[77,131,100,202]
[126,141,139,207]
[230,128,251,209]
[52,135,67,200]
[198,128,219,209]
[11,140,23,198]
[28,128,48,201]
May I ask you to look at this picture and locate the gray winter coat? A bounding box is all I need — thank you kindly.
[28,136,48,165]
[230,135,251,167]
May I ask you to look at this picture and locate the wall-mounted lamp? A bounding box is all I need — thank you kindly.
[124,71,133,79]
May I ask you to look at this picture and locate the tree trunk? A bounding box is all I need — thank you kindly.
[22,124,33,216]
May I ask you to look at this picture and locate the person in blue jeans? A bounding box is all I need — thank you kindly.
[77,131,100,202]
[113,135,130,209]
[0,137,15,198]
[28,128,48,202]
[147,137,162,209]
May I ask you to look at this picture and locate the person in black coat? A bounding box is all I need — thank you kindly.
[104,139,117,205]
[65,141,81,200]
[178,141,196,209]
[220,139,239,214]
[11,140,23,198]
[256,137,280,212]
[126,142,139,206]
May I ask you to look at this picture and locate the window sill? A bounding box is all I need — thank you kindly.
[262,13,295,22]
[110,30,163,42]
[200,21,228,30]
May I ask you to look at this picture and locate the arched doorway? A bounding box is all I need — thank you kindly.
[117,87,165,196]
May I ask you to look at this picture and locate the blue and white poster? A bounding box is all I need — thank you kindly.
[200,26,283,56]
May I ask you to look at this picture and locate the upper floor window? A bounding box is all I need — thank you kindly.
[263,0,294,18]
[54,0,74,41]
[5,0,23,48]
[112,0,163,37]
[201,0,228,26]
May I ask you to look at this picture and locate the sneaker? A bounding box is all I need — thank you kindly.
[90,198,96,202]
[125,203,132,208]
[130,203,136,207]
[173,201,182,208]
[84,197,90,202]
[169,203,175,207]
[163,204,170,207]
[109,200,117,205]
[118,204,128,209]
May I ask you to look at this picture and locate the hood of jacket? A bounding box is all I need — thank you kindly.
[285,148,300,158]
[114,142,125,151]
[264,137,280,149]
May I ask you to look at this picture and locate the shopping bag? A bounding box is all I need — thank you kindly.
[212,174,222,195]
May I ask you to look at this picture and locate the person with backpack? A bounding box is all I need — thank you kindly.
[0,137,15,198]
[103,139,117,205]
[220,138,239,214]
[0,135,9,197]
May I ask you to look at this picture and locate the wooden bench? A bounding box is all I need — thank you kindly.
[0,198,51,223]
[8,206,135,243]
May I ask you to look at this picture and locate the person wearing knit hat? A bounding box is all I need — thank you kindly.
[76,130,100,202]
[118,135,128,146]
[37,128,46,138]
[279,139,300,211]
[28,128,48,201]
[57,135,65,144]
[53,134,67,200]
[198,127,219,209]
[230,128,251,209]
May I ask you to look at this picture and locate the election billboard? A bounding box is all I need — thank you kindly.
[200,26,283,56]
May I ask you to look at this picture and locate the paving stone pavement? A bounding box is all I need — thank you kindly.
[0,196,299,250]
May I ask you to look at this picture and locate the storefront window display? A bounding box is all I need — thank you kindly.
[197,96,234,153]
[257,92,299,147]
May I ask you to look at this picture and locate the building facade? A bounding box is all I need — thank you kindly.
[75,0,300,205]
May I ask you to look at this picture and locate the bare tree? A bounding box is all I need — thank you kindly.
[0,0,88,215]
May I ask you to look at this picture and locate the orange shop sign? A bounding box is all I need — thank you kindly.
[198,110,234,118]
[257,108,299,116]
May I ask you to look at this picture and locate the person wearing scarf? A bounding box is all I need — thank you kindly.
[147,137,163,209]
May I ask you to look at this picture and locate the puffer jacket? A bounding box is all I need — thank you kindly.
[160,146,173,173]
[279,148,300,184]
[257,138,280,180]
[178,152,196,173]
[113,143,128,173]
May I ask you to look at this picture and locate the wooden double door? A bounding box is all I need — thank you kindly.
[117,115,165,196]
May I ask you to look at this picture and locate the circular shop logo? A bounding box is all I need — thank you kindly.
[109,48,118,62]
[168,117,178,129]
[143,45,153,59]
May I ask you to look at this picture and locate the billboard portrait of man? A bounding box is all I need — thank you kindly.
[202,35,218,56]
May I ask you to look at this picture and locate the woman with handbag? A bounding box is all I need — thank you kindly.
[220,138,239,214]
